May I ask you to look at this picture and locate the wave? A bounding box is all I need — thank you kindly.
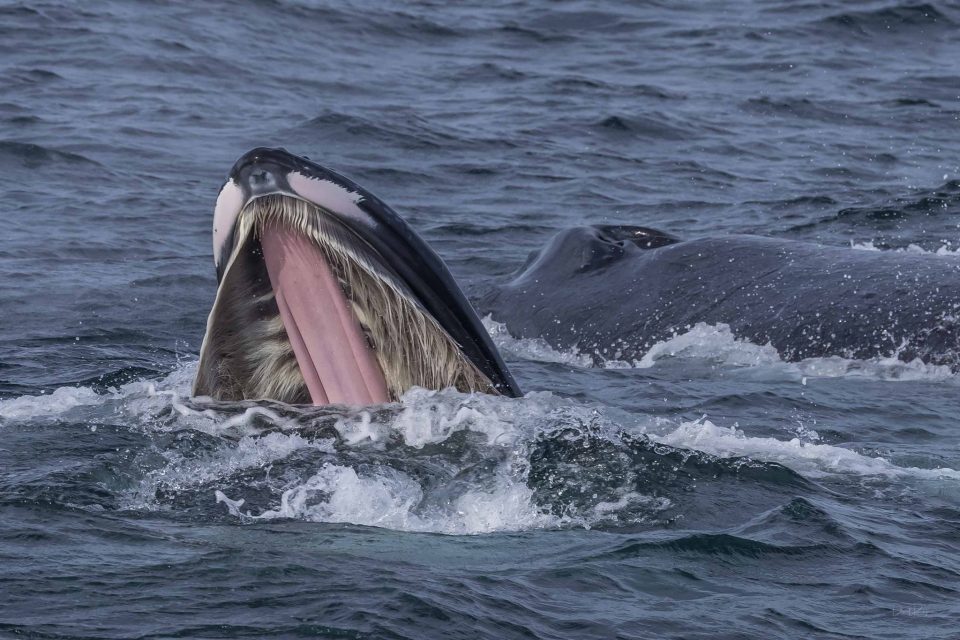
[850,239,960,256]
[597,533,836,559]
[741,96,872,125]
[814,3,954,37]
[0,385,102,420]
[593,114,694,140]
[788,179,960,236]
[215,461,554,534]
[3,356,957,534]
[649,418,960,481]
[0,140,102,170]
[287,110,513,154]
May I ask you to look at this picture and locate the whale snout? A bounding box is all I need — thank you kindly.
[196,148,522,406]
[227,147,299,200]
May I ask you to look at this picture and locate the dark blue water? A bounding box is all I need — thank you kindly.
[2,1,960,638]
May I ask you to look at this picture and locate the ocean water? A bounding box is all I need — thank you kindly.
[2,1,960,638]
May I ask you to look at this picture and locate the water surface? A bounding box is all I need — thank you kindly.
[2,1,960,638]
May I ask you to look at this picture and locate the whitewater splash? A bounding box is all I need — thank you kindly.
[2,349,957,534]
[850,239,960,256]
[485,317,958,383]
[652,418,960,481]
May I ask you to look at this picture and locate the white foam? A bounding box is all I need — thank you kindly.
[220,463,423,527]
[5,349,956,535]
[125,429,336,511]
[638,324,956,382]
[318,385,558,450]
[217,461,555,535]
[487,318,958,383]
[789,353,954,382]
[211,388,570,533]
[483,315,593,367]
[632,323,781,369]
[0,385,101,421]
[592,492,672,516]
[0,362,299,440]
[850,240,960,256]
[650,417,960,481]
[210,385,960,534]
[0,363,200,424]
[370,386,555,448]
[451,481,554,533]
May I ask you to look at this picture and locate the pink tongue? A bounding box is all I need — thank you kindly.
[260,227,389,406]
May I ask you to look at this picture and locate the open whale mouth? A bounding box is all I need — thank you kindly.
[193,148,520,406]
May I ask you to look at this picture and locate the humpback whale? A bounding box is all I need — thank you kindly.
[481,225,960,368]
[194,148,521,406]
[196,151,960,406]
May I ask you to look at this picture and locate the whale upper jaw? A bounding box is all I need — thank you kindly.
[194,148,521,406]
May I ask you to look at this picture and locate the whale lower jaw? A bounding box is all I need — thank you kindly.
[193,194,497,406]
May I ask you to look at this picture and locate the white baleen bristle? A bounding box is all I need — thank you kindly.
[243,314,303,403]
[239,195,497,400]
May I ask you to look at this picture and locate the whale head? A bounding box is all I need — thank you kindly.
[193,148,521,405]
